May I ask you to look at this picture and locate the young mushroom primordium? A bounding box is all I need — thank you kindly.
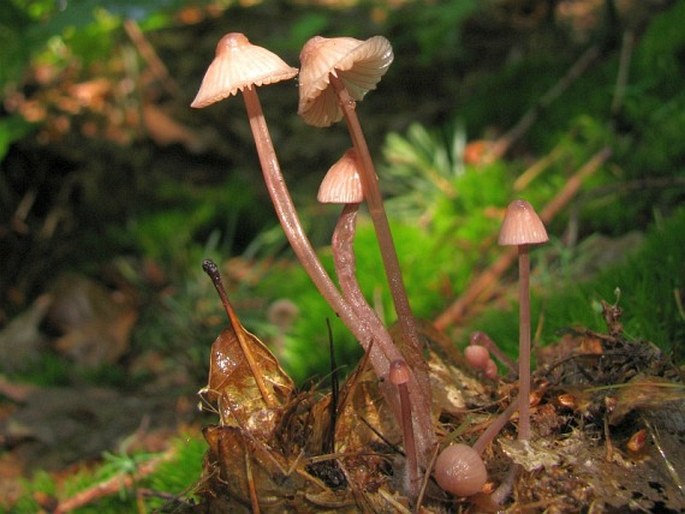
[434,443,488,497]
[191,32,434,494]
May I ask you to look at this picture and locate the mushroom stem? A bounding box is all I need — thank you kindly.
[328,73,421,358]
[332,204,403,362]
[390,359,419,496]
[332,203,434,482]
[472,400,518,455]
[490,464,520,506]
[517,245,532,441]
[240,86,390,380]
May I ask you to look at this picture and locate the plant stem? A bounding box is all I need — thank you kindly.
[397,376,419,495]
[517,245,531,441]
[329,74,421,358]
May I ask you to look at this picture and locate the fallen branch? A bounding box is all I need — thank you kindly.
[434,146,612,330]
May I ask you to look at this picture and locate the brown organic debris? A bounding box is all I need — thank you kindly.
[178,292,685,513]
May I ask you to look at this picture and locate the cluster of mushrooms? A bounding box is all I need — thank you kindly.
[191,33,549,505]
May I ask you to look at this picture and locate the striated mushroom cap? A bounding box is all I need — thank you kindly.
[317,148,364,203]
[498,199,549,246]
[298,35,393,127]
[191,32,298,108]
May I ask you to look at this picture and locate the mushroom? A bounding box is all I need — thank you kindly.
[498,199,548,441]
[464,343,499,379]
[470,331,517,374]
[464,344,490,371]
[433,397,521,498]
[317,148,364,204]
[191,33,388,385]
[322,149,434,494]
[389,359,419,495]
[298,35,423,366]
[434,443,487,497]
[298,36,393,127]
[191,33,299,109]
[323,149,401,363]
[483,358,499,380]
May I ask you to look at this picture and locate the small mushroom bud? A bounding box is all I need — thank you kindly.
[434,443,487,497]
[484,358,498,379]
[470,331,516,373]
[464,344,490,370]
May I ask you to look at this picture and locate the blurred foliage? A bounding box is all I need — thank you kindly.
[3,0,183,76]
[10,433,206,513]
[385,0,477,64]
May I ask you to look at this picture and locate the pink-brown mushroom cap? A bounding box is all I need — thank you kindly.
[298,35,393,127]
[434,443,487,497]
[317,148,364,204]
[497,199,549,246]
[484,359,498,379]
[389,359,411,385]
[464,344,490,371]
[191,32,298,109]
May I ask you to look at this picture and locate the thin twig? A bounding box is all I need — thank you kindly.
[53,449,176,513]
[123,19,181,98]
[203,259,276,408]
[513,142,565,191]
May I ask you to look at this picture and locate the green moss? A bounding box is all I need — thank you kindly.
[7,433,207,514]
